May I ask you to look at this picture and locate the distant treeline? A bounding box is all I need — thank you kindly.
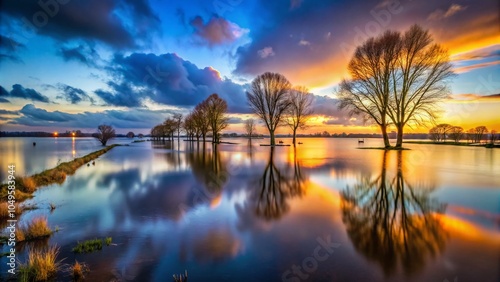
[0,131,142,138]
[0,131,432,139]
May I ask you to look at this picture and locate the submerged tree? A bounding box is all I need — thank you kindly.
[338,31,401,148]
[245,118,256,139]
[284,86,314,145]
[173,113,183,140]
[247,72,292,146]
[205,93,229,143]
[95,124,115,146]
[338,25,454,148]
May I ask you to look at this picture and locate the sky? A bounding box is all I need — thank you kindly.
[0,0,499,135]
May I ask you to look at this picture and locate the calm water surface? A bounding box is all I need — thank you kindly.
[1,137,499,281]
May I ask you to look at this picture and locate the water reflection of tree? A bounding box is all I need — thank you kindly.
[186,143,228,197]
[341,151,448,276]
[251,147,306,220]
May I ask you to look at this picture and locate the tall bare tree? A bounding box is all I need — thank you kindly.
[245,118,256,139]
[387,25,454,148]
[205,93,229,143]
[284,86,314,145]
[173,113,183,140]
[337,31,401,148]
[338,26,453,148]
[193,101,211,142]
[247,72,292,146]
[95,124,115,146]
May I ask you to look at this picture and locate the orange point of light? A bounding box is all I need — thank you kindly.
[72,132,75,136]
[54,132,58,137]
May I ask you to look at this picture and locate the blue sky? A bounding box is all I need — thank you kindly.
[0,0,499,133]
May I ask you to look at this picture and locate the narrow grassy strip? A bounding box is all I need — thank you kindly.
[72,237,112,254]
[0,144,120,201]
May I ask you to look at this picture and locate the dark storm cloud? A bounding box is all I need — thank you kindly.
[0,0,160,48]
[0,34,25,62]
[95,82,145,108]
[0,98,10,103]
[57,84,94,104]
[0,84,50,103]
[11,104,173,129]
[0,109,18,115]
[59,44,100,66]
[100,52,250,113]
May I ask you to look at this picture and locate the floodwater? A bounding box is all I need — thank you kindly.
[1,137,499,281]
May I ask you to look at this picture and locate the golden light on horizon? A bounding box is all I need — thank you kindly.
[53,131,58,137]
[72,132,76,136]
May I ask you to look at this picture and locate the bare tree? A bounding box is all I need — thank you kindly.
[205,94,229,143]
[245,118,256,139]
[428,124,452,142]
[284,86,313,145]
[387,25,454,148]
[193,101,211,142]
[247,72,292,146]
[448,126,464,143]
[474,126,488,143]
[489,130,498,144]
[337,31,401,148]
[173,113,183,140]
[95,124,115,146]
[466,128,475,143]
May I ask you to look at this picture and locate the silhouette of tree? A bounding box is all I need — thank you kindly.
[341,151,448,276]
[473,126,488,143]
[428,124,452,142]
[448,126,464,143]
[247,72,292,146]
[245,118,256,139]
[173,113,183,140]
[338,31,401,148]
[489,130,498,144]
[186,143,228,197]
[206,93,229,143]
[95,124,115,146]
[284,86,314,145]
[338,25,454,148]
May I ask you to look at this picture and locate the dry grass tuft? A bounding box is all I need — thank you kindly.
[19,245,62,281]
[71,260,89,281]
[17,216,53,242]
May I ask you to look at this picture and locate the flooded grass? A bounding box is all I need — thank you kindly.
[18,245,62,282]
[70,260,89,281]
[72,238,103,253]
[16,216,53,242]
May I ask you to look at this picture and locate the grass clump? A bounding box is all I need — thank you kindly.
[173,270,188,282]
[16,216,53,242]
[20,177,37,193]
[72,238,103,253]
[71,260,89,281]
[105,237,112,246]
[0,201,22,218]
[19,245,62,281]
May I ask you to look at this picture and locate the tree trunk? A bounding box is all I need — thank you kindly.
[395,124,404,148]
[380,123,391,148]
[270,129,275,146]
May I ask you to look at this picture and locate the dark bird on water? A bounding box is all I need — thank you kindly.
[33,142,36,146]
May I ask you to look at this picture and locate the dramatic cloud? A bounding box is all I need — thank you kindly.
[99,52,250,113]
[0,0,160,48]
[0,84,50,103]
[427,4,467,21]
[59,44,100,66]
[57,84,95,104]
[190,16,247,46]
[10,104,174,129]
[0,98,10,103]
[0,34,25,62]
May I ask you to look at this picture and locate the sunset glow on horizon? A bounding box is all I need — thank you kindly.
[0,0,498,134]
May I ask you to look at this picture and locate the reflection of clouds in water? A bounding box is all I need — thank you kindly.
[180,227,242,264]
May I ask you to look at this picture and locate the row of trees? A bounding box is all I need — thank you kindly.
[151,94,229,144]
[246,73,314,145]
[337,25,454,148]
[429,124,497,143]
